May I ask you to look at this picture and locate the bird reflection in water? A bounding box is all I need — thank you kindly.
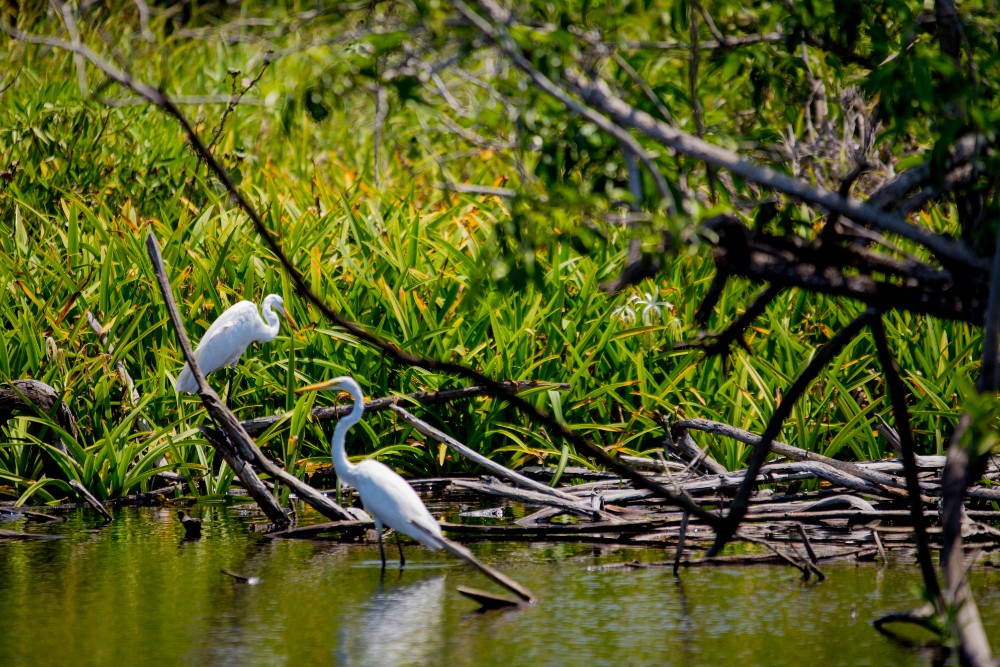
[336,576,447,667]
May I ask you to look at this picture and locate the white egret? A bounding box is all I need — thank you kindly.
[174,294,295,404]
[297,375,444,569]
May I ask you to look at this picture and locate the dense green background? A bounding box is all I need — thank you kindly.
[0,1,988,503]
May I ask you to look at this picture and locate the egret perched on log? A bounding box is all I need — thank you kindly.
[174,294,295,405]
[296,375,536,603]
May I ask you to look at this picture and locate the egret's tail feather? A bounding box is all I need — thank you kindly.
[174,364,198,393]
[404,520,446,551]
[408,521,535,603]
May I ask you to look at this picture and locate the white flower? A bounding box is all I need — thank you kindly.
[612,300,637,324]
[633,288,674,324]
[613,288,674,325]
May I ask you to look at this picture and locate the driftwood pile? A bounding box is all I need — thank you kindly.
[268,412,1000,581]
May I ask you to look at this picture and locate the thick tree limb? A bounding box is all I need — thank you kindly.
[705,215,987,324]
[0,380,77,454]
[934,209,1000,665]
[145,232,290,526]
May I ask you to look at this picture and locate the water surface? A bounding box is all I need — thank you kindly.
[1,507,997,666]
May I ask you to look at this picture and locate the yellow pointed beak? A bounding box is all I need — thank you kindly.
[295,379,340,394]
[282,309,300,333]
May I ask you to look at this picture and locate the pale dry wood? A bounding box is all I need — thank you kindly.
[450,478,623,522]
[390,405,581,502]
[69,480,112,522]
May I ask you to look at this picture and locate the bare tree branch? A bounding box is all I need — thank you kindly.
[563,72,986,272]
[451,0,672,206]
[870,315,943,609]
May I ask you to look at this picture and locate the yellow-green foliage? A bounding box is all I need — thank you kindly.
[0,3,980,503]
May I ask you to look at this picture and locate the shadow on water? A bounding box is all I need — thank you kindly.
[0,506,997,666]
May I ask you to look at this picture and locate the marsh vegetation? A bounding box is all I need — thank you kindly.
[2,1,1000,662]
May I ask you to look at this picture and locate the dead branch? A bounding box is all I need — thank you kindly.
[451,478,622,521]
[0,379,78,456]
[665,423,728,477]
[69,480,112,522]
[622,32,785,52]
[206,58,272,156]
[870,315,943,607]
[451,0,671,203]
[558,71,986,271]
[707,309,877,554]
[688,285,781,360]
[390,405,582,502]
[674,418,925,499]
[144,232,290,526]
[703,214,986,324]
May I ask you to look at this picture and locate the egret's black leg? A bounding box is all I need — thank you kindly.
[225,367,236,408]
[395,532,406,570]
[378,530,387,571]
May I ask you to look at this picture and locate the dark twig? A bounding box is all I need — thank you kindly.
[870,315,942,608]
[796,523,818,565]
[692,270,729,326]
[872,605,940,642]
[207,58,271,157]
[694,284,781,359]
[69,480,113,522]
[673,511,689,575]
[707,309,877,555]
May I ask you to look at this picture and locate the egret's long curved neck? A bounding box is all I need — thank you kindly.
[259,299,282,340]
[331,383,365,486]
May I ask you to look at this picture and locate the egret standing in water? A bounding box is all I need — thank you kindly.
[296,375,536,604]
[297,375,444,569]
[174,294,295,405]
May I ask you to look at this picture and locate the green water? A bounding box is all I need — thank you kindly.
[1,507,997,666]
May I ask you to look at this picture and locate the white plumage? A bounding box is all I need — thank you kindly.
[300,375,444,567]
[174,294,290,393]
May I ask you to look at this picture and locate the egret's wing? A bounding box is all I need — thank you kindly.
[189,301,259,375]
[355,460,444,548]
